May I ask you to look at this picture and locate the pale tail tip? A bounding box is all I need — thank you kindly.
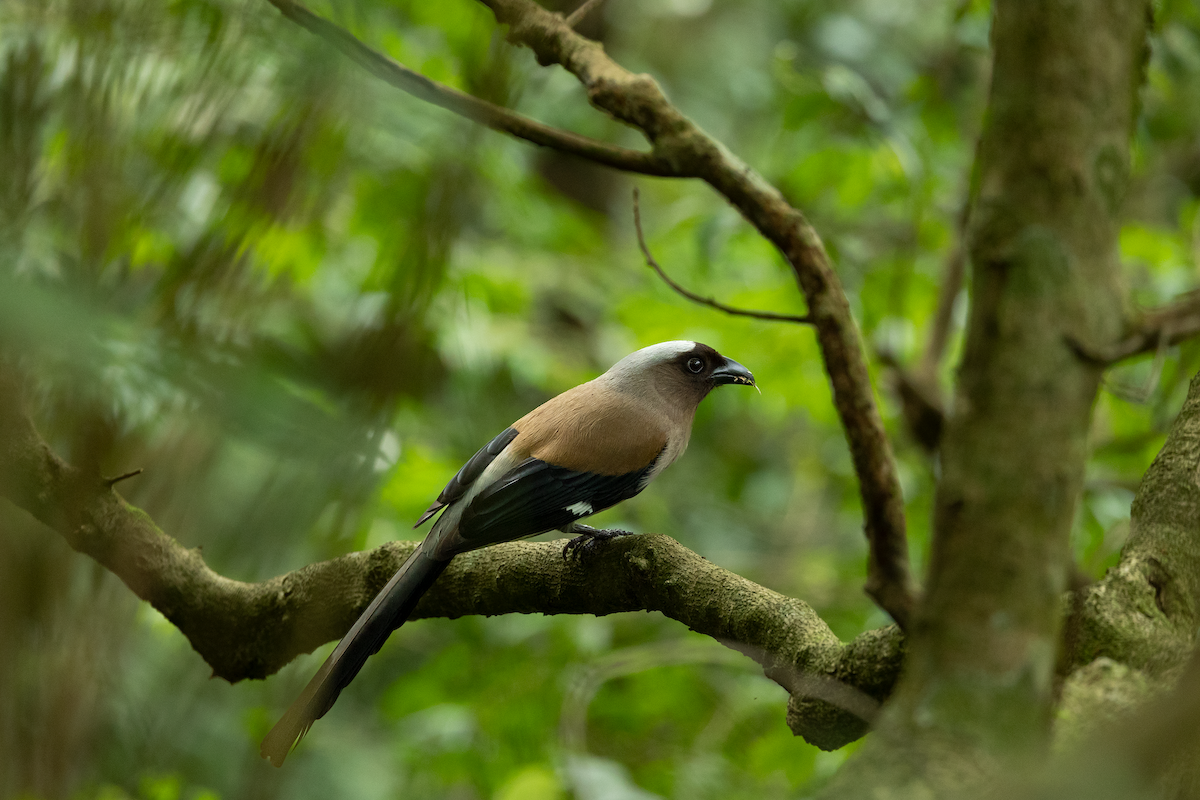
[260,719,310,768]
[260,736,291,768]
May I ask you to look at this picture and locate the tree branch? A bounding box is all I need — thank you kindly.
[877,349,945,454]
[262,0,675,176]
[564,0,605,29]
[632,189,811,325]
[1068,366,1200,675]
[918,200,969,382]
[1069,291,1200,365]
[103,468,143,488]
[880,181,973,455]
[0,370,901,750]
[476,0,918,630]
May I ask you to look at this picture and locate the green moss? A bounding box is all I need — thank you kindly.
[1054,658,1154,753]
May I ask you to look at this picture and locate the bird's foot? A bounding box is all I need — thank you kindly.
[560,524,634,559]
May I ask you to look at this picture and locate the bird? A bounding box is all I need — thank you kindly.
[260,340,756,766]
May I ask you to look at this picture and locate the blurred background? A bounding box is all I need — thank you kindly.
[1,0,1198,797]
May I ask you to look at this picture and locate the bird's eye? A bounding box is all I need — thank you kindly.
[687,358,704,374]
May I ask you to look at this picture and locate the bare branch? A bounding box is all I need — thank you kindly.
[478,0,918,629]
[262,0,675,176]
[104,468,143,488]
[883,187,972,455]
[632,189,811,325]
[877,349,945,454]
[1038,368,1200,796]
[881,137,980,456]
[565,0,605,28]
[1070,291,1200,365]
[1102,326,1170,404]
[918,200,969,382]
[0,373,901,750]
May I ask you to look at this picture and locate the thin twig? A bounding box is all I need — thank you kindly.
[632,189,811,325]
[878,349,945,453]
[918,200,969,382]
[881,197,971,454]
[1070,291,1200,365]
[1103,323,1171,404]
[565,0,605,28]
[263,0,675,176]
[104,468,143,488]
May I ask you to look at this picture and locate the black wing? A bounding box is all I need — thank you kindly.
[454,450,663,550]
[414,427,520,528]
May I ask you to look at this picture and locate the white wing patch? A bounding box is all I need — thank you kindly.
[565,500,593,516]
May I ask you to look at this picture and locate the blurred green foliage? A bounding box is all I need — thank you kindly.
[1,0,1199,797]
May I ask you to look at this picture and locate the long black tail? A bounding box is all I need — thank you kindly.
[261,541,450,766]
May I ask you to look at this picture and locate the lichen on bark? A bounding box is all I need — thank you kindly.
[1071,368,1200,675]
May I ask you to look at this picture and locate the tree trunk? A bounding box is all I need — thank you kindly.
[822,1,1150,794]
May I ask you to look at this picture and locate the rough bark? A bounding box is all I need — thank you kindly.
[1067,368,1200,678]
[1042,369,1200,796]
[820,0,1150,795]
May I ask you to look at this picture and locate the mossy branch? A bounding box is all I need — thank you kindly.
[1069,368,1200,675]
[0,371,900,750]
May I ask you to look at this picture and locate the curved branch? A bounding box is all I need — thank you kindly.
[0,372,901,750]
[633,189,811,325]
[263,0,675,176]
[1069,291,1200,365]
[478,0,917,628]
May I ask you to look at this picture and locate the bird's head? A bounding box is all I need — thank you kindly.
[603,340,756,407]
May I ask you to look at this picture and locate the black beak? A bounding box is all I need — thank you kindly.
[711,357,756,388]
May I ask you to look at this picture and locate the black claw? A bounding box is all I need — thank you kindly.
[561,528,634,559]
